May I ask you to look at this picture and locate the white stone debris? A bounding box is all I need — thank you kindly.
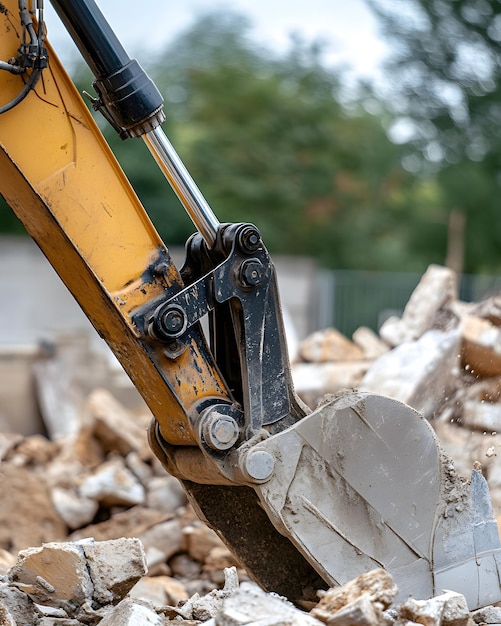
[361,329,461,419]
[88,388,151,460]
[379,264,457,347]
[173,565,240,621]
[299,327,365,363]
[471,605,501,624]
[97,596,164,625]
[215,580,323,626]
[51,486,99,530]
[0,540,500,626]
[3,538,147,623]
[79,457,146,506]
[2,263,501,624]
[399,591,470,626]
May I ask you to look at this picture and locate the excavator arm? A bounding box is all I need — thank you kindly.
[1,0,501,609]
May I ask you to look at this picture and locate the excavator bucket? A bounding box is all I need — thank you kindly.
[244,391,501,608]
[154,390,501,609]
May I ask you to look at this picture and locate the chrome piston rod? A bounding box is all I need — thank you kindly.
[144,126,220,247]
[50,0,219,244]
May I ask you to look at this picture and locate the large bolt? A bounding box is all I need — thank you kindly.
[238,226,261,253]
[239,258,264,287]
[160,307,186,335]
[242,449,275,482]
[203,411,239,451]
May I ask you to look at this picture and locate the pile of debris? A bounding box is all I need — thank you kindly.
[293,264,501,514]
[1,262,501,623]
[0,387,244,585]
[3,550,497,625]
[0,384,252,623]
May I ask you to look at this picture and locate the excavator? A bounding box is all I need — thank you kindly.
[1,0,501,610]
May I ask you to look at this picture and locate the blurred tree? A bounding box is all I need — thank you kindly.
[367,0,501,273]
[1,9,443,273]
[144,11,427,270]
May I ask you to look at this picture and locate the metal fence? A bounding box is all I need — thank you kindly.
[315,269,501,338]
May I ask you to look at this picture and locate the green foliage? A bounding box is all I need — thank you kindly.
[0,8,460,273]
[368,0,501,164]
[367,0,501,273]
[0,196,26,234]
[143,10,427,270]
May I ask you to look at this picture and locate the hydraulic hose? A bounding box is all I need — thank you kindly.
[0,0,46,114]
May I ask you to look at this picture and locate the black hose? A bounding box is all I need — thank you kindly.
[0,67,42,114]
[0,0,46,114]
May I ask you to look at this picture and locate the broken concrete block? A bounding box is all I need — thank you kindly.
[216,579,322,626]
[98,597,164,626]
[174,567,240,621]
[145,475,187,514]
[78,457,145,506]
[8,541,93,613]
[33,603,69,619]
[184,522,226,563]
[400,591,469,626]
[33,358,85,440]
[51,487,99,530]
[468,294,501,326]
[461,400,501,433]
[361,330,461,419]
[130,575,189,606]
[299,328,365,363]
[312,569,397,619]
[379,265,457,347]
[138,518,184,570]
[81,537,147,605]
[0,581,37,625]
[69,505,169,543]
[7,538,147,616]
[88,388,150,460]
[352,326,390,360]
[169,553,202,578]
[125,451,153,483]
[440,591,470,626]
[378,315,411,348]
[313,593,380,626]
[400,596,444,626]
[471,605,501,624]
[0,464,67,553]
[293,361,370,409]
[461,316,501,377]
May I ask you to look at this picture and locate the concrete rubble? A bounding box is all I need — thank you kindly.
[2,263,501,622]
[0,557,490,625]
[293,263,501,514]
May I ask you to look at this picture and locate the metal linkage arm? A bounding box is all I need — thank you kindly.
[134,222,306,451]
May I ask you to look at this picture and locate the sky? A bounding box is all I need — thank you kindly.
[43,0,389,84]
